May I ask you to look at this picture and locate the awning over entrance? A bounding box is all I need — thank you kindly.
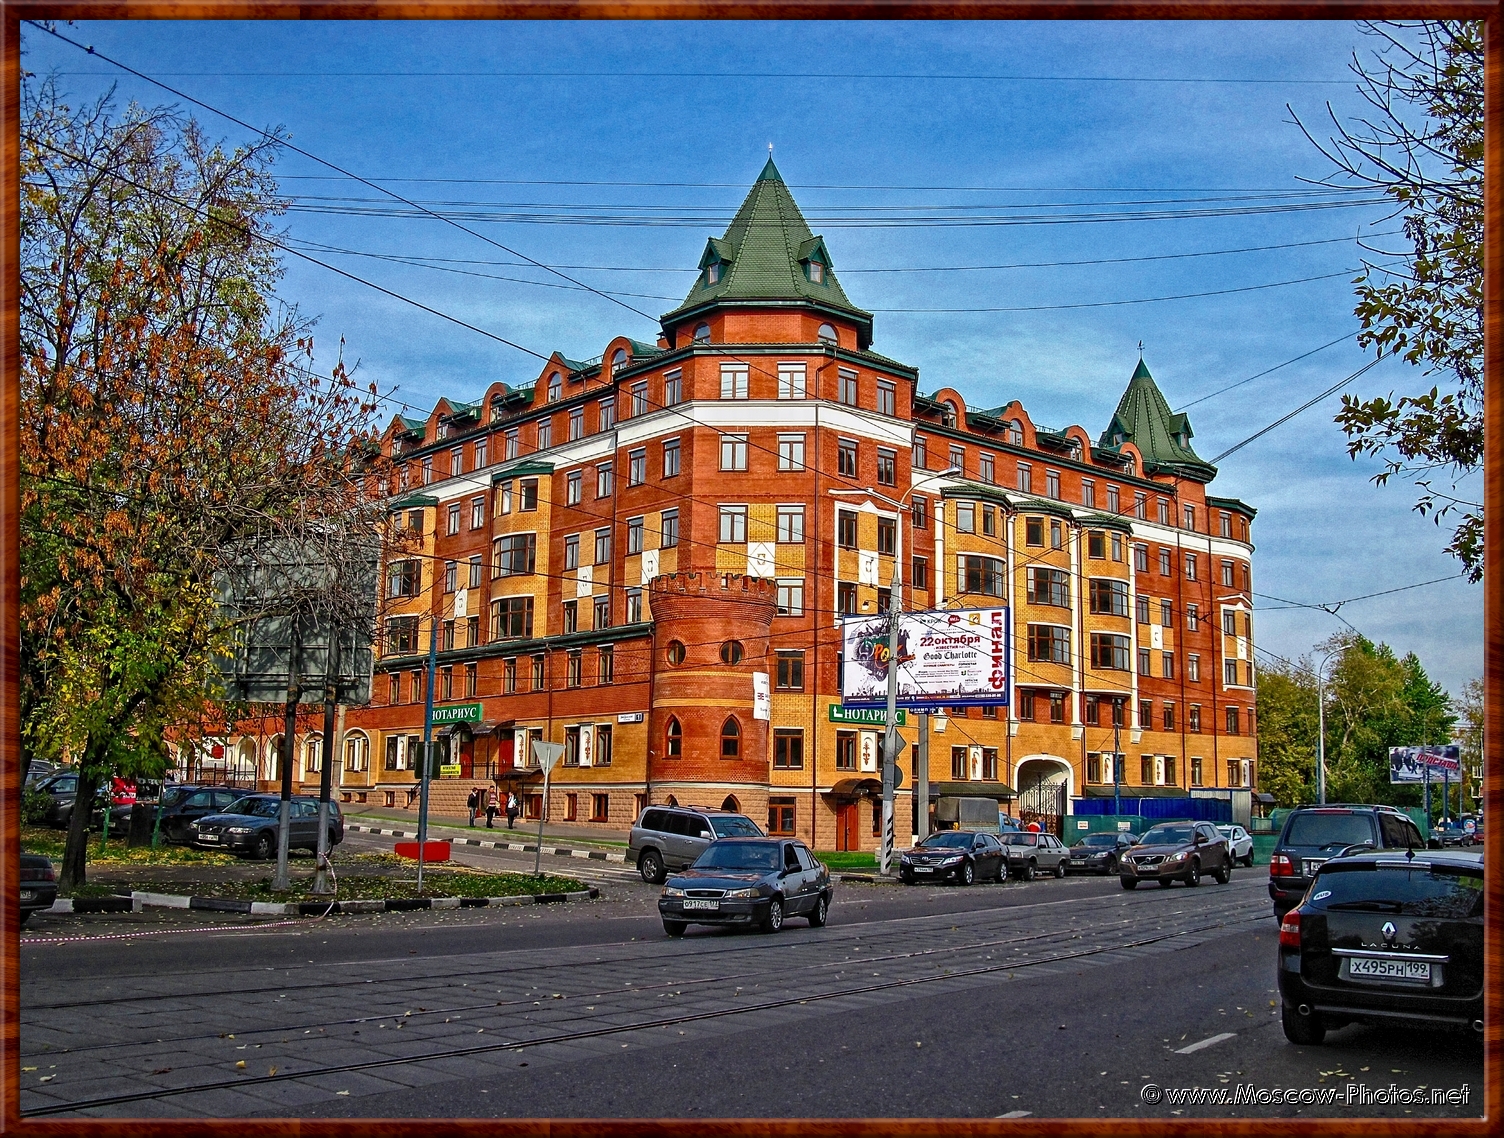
[493,767,544,785]
[928,781,1016,801]
[826,777,883,799]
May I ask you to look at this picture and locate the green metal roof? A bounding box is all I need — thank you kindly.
[491,460,555,481]
[388,494,439,511]
[1206,494,1258,518]
[1098,359,1216,481]
[662,157,872,329]
[1076,511,1136,534]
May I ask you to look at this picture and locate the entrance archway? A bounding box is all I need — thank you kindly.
[721,795,740,813]
[1014,755,1073,836]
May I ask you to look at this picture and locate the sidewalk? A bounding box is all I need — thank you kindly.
[341,803,631,848]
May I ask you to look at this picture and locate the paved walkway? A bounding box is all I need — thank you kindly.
[340,804,630,848]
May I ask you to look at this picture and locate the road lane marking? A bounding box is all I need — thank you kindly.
[997,1110,1032,1118]
[1175,1031,1237,1054]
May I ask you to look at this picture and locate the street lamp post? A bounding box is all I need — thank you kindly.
[1314,646,1341,806]
[415,614,440,893]
[831,466,958,877]
[1112,697,1124,818]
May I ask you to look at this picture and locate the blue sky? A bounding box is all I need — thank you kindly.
[22,19,1483,698]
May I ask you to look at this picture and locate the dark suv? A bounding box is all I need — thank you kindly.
[629,806,763,884]
[1269,805,1426,918]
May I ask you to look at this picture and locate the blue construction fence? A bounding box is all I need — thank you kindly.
[1071,796,1232,823]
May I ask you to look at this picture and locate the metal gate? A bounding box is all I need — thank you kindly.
[1017,767,1067,836]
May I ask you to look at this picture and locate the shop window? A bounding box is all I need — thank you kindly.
[768,797,796,836]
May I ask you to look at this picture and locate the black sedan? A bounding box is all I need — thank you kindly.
[1278,849,1483,1045]
[189,794,343,859]
[1067,831,1139,875]
[898,830,1006,885]
[19,854,58,925]
[1429,821,1475,848]
[659,838,831,936]
[155,785,246,843]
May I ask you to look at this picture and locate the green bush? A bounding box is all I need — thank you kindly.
[21,785,53,825]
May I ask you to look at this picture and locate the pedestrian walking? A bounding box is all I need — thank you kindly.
[466,787,480,827]
[506,791,520,829]
[485,787,499,828]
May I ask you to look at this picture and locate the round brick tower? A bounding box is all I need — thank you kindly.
[647,572,776,816]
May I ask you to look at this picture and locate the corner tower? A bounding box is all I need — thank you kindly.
[1099,358,1217,482]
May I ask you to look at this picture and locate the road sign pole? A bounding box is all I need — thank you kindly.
[313,631,340,896]
[273,620,301,893]
[916,712,930,841]
[529,739,565,877]
[879,514,904,878]
[416,620,439,894]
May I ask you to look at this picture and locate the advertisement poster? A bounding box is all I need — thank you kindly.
[841,608,1009,708]
[1388,744,1462,783]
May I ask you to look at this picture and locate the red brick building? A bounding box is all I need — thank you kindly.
[210,159,1259,848]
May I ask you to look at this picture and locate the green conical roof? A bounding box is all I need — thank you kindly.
[1098,359,1216,480]
[662,158,871,328]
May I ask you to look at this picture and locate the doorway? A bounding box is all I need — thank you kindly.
[836,802,859,851]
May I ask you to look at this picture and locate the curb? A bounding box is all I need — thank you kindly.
[833,873,897,885]
[50,887,599,918]
[347,823,629,863]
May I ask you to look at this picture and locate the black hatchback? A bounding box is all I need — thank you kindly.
[1269,805,1426,917]
[1278,849,1483,1044]
[189,794,344,859]
[659,838,831,936]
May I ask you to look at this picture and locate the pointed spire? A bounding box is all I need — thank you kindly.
[1099,358,1216,480]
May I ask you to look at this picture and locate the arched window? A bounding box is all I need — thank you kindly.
[666,794,679,807]
[693,322,711,343]
[817,323,837,345]
[721,795,740,813]
[720,640,744,665]
[270,734,286,780]
[666,640,686,666]
[942,400,959,429]
[720,717,740,759]
[611,348,628,376]
[547,372,562,402]
[1007,419,1024,446]
[665,717,682,758]
[343,731,370,773]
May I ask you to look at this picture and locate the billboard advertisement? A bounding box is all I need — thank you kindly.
[1389,745,1462,784]
[841,608,1009,708]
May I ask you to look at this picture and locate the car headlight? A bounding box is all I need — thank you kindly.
[1121,857,1134,867]
[1168,851,1187,862]
[724,887,758,899]
[899,854,911,864]
[227,826,253,834]
[662,886,684,897]
[939,855,963,865]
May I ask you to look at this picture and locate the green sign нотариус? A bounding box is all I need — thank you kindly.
[431,702,483,724]
[828,705,907,727]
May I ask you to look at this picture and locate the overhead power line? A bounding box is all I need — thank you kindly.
[1208,355,1385,464]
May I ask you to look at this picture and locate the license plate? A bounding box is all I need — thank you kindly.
[682,899,719,911]
[1348,957,1431,982]
[1302,858,1326,877]
[199,834,219,842]
[915,867,933,873]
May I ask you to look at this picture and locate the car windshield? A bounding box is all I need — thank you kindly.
[223,797,280,818]
[1000,834,1037,845]
[159,787,194,807]
[710,816,761,838]
[1285,813,1375,849]
[1075,834,1120,848]
[1141,826,1195,845]
[919,833,973,849]
[692,843,780,871]
[1310,865,1483,919]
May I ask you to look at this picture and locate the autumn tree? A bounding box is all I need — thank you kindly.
[1254,663,1318,808]
[20,75,387,890]
[1296,21,1483,578]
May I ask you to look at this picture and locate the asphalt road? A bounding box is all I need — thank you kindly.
[20,870,1482,1120]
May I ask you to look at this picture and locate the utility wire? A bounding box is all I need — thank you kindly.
[1174,333,1355,412]
[1208,355,1384,464]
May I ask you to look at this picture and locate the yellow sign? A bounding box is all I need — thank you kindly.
[439,764,462,778]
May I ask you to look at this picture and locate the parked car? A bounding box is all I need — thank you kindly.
[19,854,58,925]
[155,785,247,843]
[1277,848,1483,1045]
[999,831,1071,880]
[1217,824,1256,867]
[1067,831,1139,875]
[899,830,1006,885]
[188,794,343,859]
[1120,821,1233,888]
[29,772,111,829]
[24,761,61,787]
[1269,805,1426,918]
[629,805,763,884]
[659,837,831,936]
[1429,820,1475,848]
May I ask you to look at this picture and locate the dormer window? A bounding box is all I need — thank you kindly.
[705,262,721,285]
[807,260,824,283]
[693,322,711,343]
[1006,419,1023,446]
[817,323,838,345]
[490,395,504,422]
[547,373,562,402]
[611,348,628,377]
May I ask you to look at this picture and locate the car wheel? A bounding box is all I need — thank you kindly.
[761,897,784,934]
[253,832,275,861]
[1214,861,1231,885]
[1185,860,1201,887]
[958,860,975,886]
[1053,859,1067,879]
[662,920,686,937]
[1105,856,1118,876]
[1242,853,1255,867]
[1281,1004,1326,1046]
[19,911,31,926]
[638,849,666,885]
[1020,860,1036,882]
[809,893,829,927]
[900,871,915,885]
[1157,878,1173,888]
[1120,877,1137,890]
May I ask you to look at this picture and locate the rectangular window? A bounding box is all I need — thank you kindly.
[445,560,458,593]
[962,555,1005,597]
[1226,706,1241,735]
[837,509,858,549]
[562,600,578,635]
[520,478,538,511]
[1138,699,1153,730]
[1225,659,1239,687]
[388,673,400,705]
[505,429,519,460]
[491,596,534,639]
[1050,692,1066,723]
[776,579,805,616]
[778,434,806,471]
[593,595,610,630]
[912,496,928,530]
[838,438,858,477]
[951,746,968,780]
[626,448,646,486]
[662,369,682,407]
[387,559,420,598]
[565,793,578,821]
[596,463,613,498]
[1222,609,1237,636]
[440,666,453,702]
[768,797,796,836]
[468,556,483,589]
[475,439,487,468]
[497,481,512,516]
[1162,652,1175,680]
[1017,463,1033,493]
[1046,469,1061,499]
[980,504,995,536]
[662,438,680,478]
[719,505,747,543]
[913,435,928,471]
[1027,567,1070,607]
[1186,604,1199,632]
[532,655,545,689]
[1111,532,1124,562]
[1085,695,1100,726]
[1106,485,1120,514]
[978,453,995,484]
[466,615,480,647]
[1140,754,1154,784]
[1136,594,1150,624]
[1157,498,1170,525]
[1160,599,1173,627]
[956,502,975,534]
[627,516,645,554]
[720,433,748,471]
[876,380,896,416]
[1024,517,1043,546]
[1185,553,1198,581]
[566,470,582,505]
[981,747,998,781]
[1162,703,1175,731]
[912,555,929,592]
[471,496,485,529]
[386,615,419,655]
[591,793,610,823]
[1221,559,1235,587]
[1156,547,1170,576]
[1188,654,1201,683]
[598,645,615,685]
[1133,544,1148,572]
[838,582,858,614]
[1137,648,1151,676]
[949,445,966,476]
[594,528,611,565]
[876,448,897,486]
[447,503,461,535]
[1088,578,1128,616]
[625,588,643,624]
[1017,690,1035,721]
[630,381,649,417]
[1090,633,1131,671]
[1050,519,1063,549]
[1219,511,1232,538]
[778,363,807,400]
[1026,624,1071,664]
[536,419,552,450]
[422,457,433,485]
[504,658,517,694]
[1082,480,1096,508]
[598,398,615,432]
[564,534,580,570]
[442,620,455,652]
[1184,504,1196,530]
[569,406,584,441]
[1086,530,1105,559]
[1164,755,1176,785]
[1134,492,1147,520]
[877,517,897,556]
[838,368,858,406]
[720,363,749,400]
[773,729,805,770]
[660,509,679,548]
[776,505,805,543]
[776,650,805,691]
[835,731,857,770]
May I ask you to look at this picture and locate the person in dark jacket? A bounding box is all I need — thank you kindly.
[466,788,480,827]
